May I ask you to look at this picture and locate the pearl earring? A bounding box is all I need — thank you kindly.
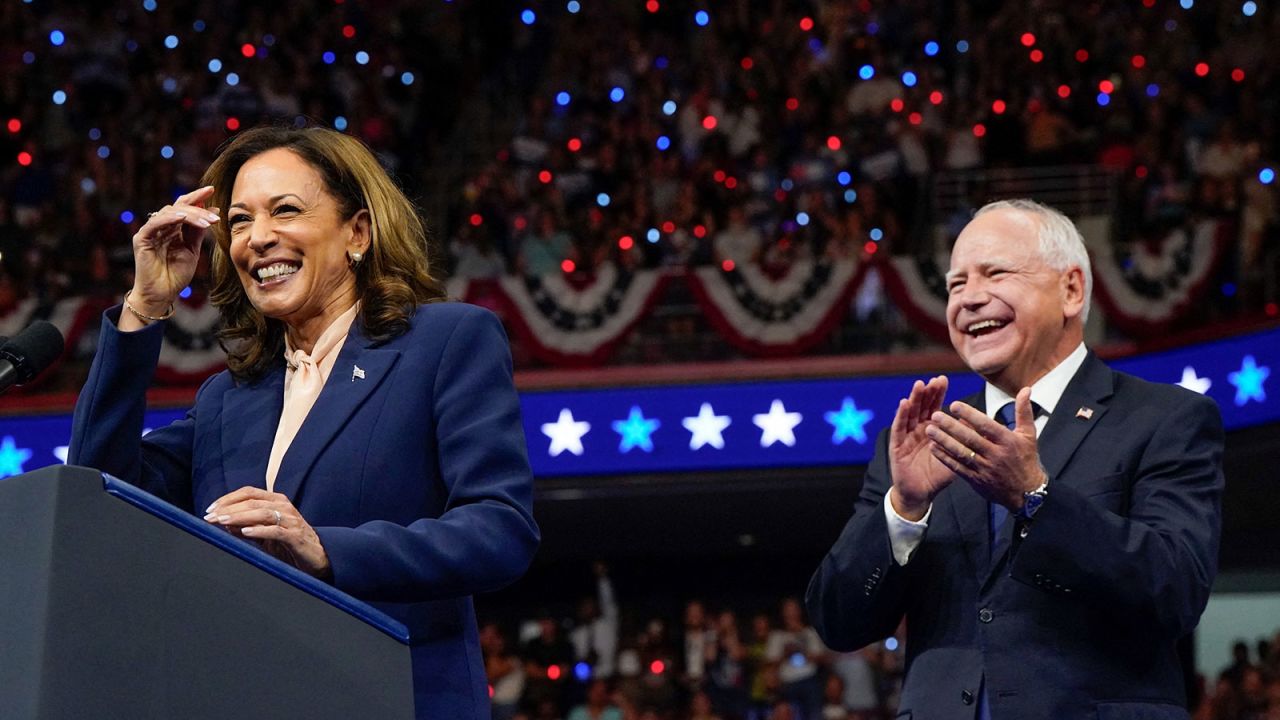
[348,251,363,268]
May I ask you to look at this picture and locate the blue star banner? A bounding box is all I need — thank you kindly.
[0,327,1276,480]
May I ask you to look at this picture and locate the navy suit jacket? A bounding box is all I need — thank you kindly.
[70,302,540,720]
[807,353,1223,720]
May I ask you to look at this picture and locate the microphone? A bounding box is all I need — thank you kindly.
[0,321,65,395]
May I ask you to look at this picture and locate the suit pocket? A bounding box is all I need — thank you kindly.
[1095,700,1188,719]
[1075,472,1129,514]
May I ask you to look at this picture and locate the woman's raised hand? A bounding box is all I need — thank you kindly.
[124,186,220,328]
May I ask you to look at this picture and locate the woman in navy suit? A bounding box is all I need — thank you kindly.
[69,126,539,719]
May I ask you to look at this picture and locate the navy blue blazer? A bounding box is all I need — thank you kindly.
[807,353,1223,720]
[70,302,540,720]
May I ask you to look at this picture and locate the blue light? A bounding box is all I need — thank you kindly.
[647,228,660,243]
[866,21,879,34]
[52,90,67,105]
[1146,83,1160,98]
[781,179,794,192]
[858,64,875,80]
[143,0,157,11]
[193,19,206,32]
[924,41,939,56]
[655,56,669,69]
[226,73,240,86]
[662,100,677,115]
[355,51,370,65]
[120,210,134,223]
[334,116,348,131]
[208,58,222,73]
[694,10,709,26]
[885,637,899,651]
[556,91,571,106]
[837,171,852,186]
[1259,168,1275,184]
[1243,1,1257,16]
[610,87,625,103]
[88,128,101,140]
[1096,92,1110,106]
[870,228,883,241]
[844,189,857,203]
[160,145,174,159]
[401,71,415,86]
[656,135,671,151]
[567,1,581,13]
[1222,282,1236,297]
[162,77,177,93]
[80,177,96,194]
[126,40,138,52]
[179,286,193,299]
[612,406,660,453]
[164,35,179,49]
[902,71,918,87]
[262,34,275,46]
[521,9,536,25]
[50,30,65,46]
[97,145,110,159]
[796,212,810,226]
[22,51,35,64]
[1228,355,1270,405]
[1180,0,1193,8]
[956,40,970,53]
[596,193,611,207]
[825,397,874,445]
[322,51,336,65]
[574,662,591,682]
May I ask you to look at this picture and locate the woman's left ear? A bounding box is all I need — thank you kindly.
[346,209,372,268]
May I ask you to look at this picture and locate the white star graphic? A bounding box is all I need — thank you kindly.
[1176,366,1212,395]
[54,446,69,464]
[753,399,803,448]
[682,403,732,450]
[541,408,591,457]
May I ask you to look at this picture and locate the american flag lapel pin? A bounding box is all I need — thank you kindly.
[352,364,366,382]
[1076,406,1094,420]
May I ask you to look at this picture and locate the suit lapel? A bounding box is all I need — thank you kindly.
[271,325,401,502]
[220,369,284,494]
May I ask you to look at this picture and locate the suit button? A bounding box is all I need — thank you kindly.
[978,608,993,623]
[961,690,974,705]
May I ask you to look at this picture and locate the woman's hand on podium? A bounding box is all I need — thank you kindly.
[203,487,332,581]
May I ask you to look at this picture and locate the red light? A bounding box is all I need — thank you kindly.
[514,216,528,231]
[863,241,878,254]
[991,100,1006,114]
[702,115,718,130]
[908,112,923,125]
[713,170,726,183]
[740,57,754,70]
[785,97,799,111]
[567,138,582,152]
[226,117,241,131]
[1194,62,1209,77]
[240,43,256,58]
[1266,302,1278,316]
[972,123,987,138]
[929,91,943,105]
[1027,99,1043,114]
[650,660,665,674]
[1029,49,1043,63]
[1075,49,1089,63]
[1099,80,1114,94]
[1142,0,1155,6]
[1057,84,1071,98]
[661,221,676,233]
[721,259,735,272]
[560,259,575,273]
[619,235,634,250]
[799,17,814,31]
[547,665,562,681]
[342,24,356,38]
[1020,32,1036,47]
[488,685,494,698]
[538,170,553,184]
[889,98,904,113]
[826,135,841,151]
[1135,165,1148,179]
[17,151,32,166]
[724,177,738,189]
[693,225,707,238]
[646,0,659,12]
[1231,68,1246,83]
[1131,55,1146,69]
[773,189,786,202]
[469,213,483,227]
[7,118,21,133]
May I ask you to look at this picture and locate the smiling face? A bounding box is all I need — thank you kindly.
[227,148,368,346]
[945,208,1085,394]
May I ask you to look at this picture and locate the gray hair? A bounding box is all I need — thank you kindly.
[974,199,1093,323]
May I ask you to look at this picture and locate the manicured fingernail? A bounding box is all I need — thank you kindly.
[205,502,217,513]
[206,214,219,222]
[241,526,256,536]
[203,512,217,522]
[196,219,210,228]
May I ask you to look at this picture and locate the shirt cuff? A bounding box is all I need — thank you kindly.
[883,492,931,566]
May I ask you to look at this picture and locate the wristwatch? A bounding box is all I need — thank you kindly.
[1018,480,1049,520]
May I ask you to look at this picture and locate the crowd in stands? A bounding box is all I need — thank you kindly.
[2,0,1278,336]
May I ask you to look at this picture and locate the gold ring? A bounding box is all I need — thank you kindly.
[148,211,160,217]
[967,449,976,461]
[273,510,282,526]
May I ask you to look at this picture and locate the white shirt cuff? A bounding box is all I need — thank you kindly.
[884,492,931,566]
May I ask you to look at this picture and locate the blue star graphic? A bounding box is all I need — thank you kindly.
[1228,355,1270,406]
[824,397,875,445]
[0,435,33,479]
[612,406,661,453]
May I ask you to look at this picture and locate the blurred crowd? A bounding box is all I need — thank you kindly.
[2,0,1279,330]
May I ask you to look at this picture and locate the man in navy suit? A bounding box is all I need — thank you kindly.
[807,199,1223,719]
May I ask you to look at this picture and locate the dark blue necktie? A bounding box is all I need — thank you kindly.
[987,402,1019,550]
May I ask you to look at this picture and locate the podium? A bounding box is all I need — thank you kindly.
[0,465,415,719]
